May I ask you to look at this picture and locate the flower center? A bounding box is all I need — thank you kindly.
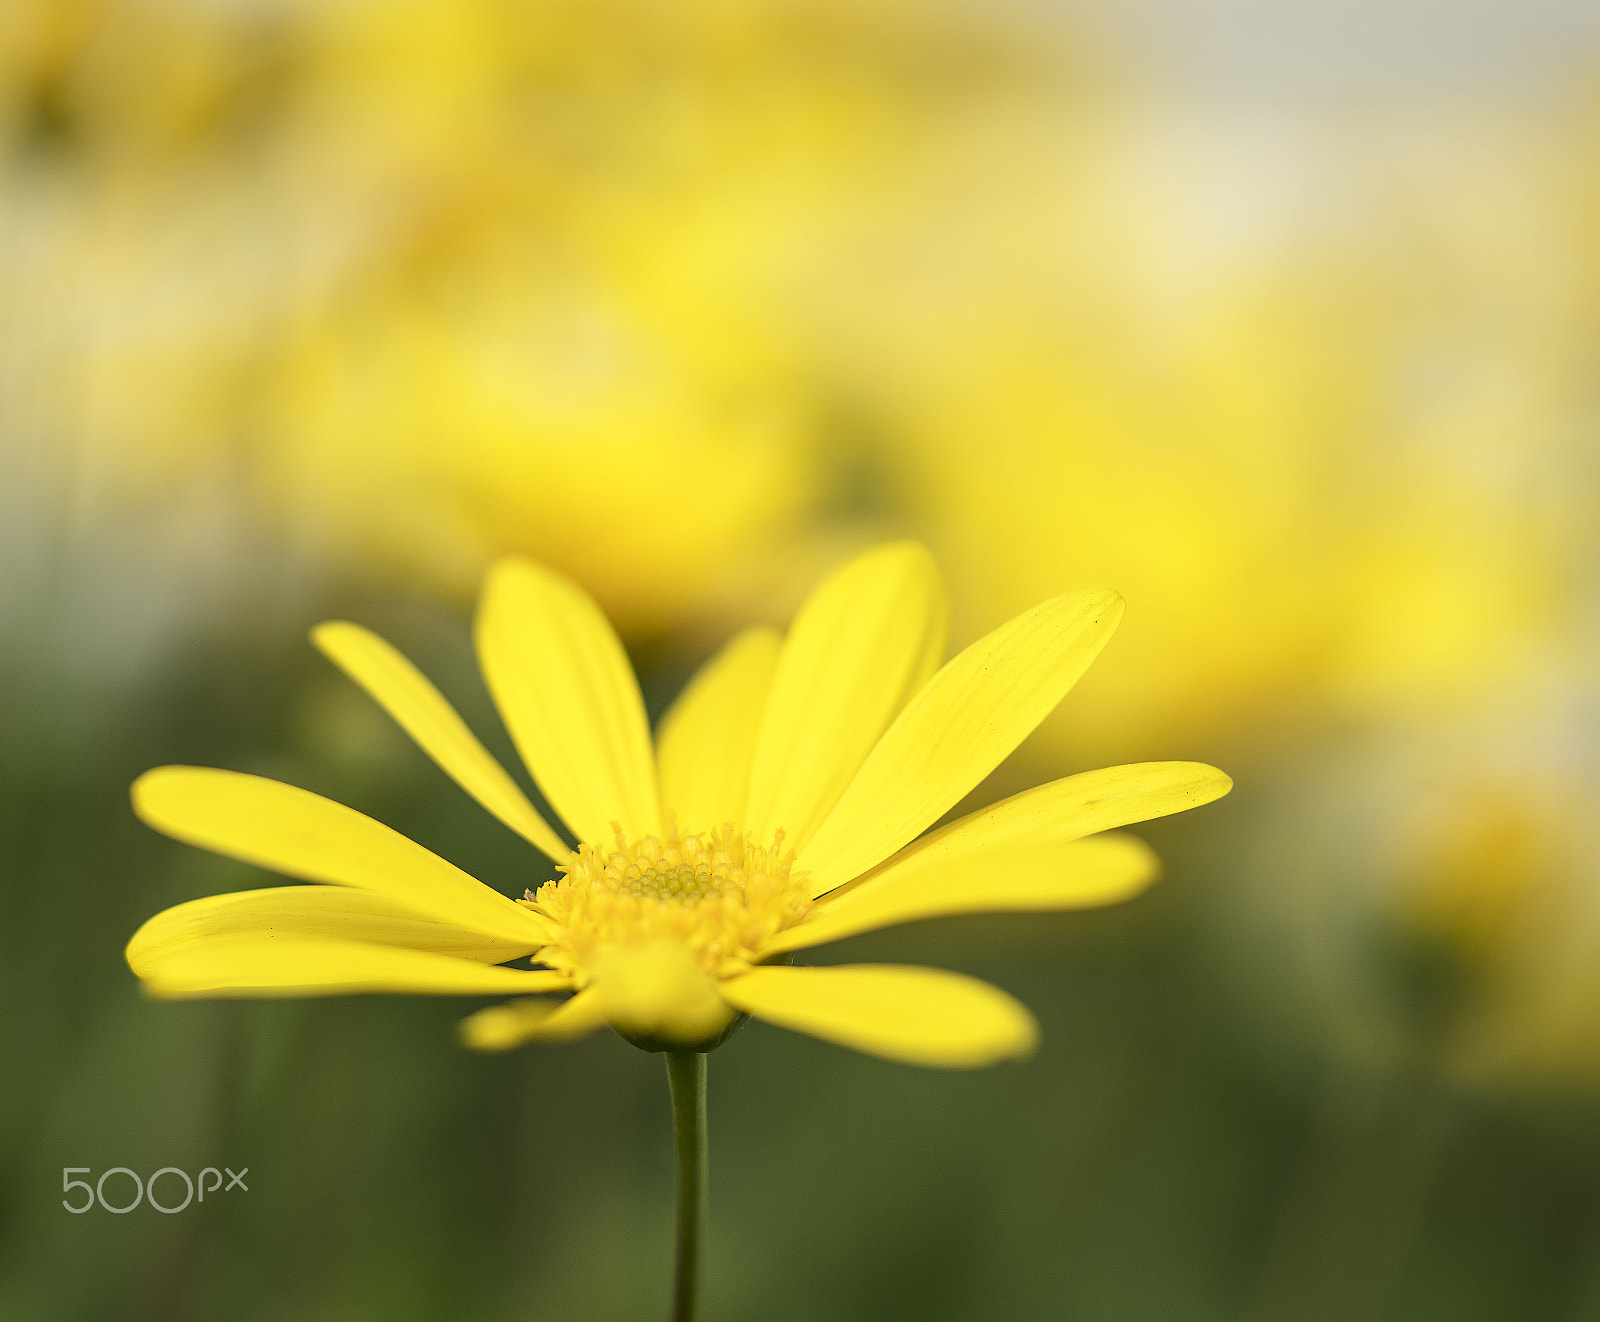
[521,822,810,982]
[617,861,726,904]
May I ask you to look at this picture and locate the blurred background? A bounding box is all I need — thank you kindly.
[3,0,1599,1317]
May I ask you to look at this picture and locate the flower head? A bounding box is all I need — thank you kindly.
[127,543,1230,1067]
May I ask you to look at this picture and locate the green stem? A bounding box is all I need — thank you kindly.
[665,1051,708,1322]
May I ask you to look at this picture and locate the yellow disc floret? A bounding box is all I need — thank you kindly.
[523,821,811,983]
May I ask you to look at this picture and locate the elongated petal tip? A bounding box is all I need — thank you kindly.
[458,989,607,1051]
[1054,587,1127,634]
[1167,762,1233,809]
[998,1010,1041,1064]
[129,765,183,826]
[721,964,1040,1069]
[125,927,155,977]
[308,619,349,650]
[460,999,565,1050]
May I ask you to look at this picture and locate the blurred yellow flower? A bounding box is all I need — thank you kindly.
[3,0,1029,636]
[871,273,1566,761]
[126,543,1229,1066]
[1231,689,1600,1092]
[812,106,1585,763]
[1394,761,1600,1089]
[1394,784,1564,966]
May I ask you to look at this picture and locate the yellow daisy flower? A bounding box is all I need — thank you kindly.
[126,542,1230,1068]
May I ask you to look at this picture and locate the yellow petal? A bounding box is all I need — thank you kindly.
[312,621,570,860]
[820,761,1232,907]
[913,760,1231,856]
[744,543,947,854]
[798,588,1125,898]
[134,935,572,999]
[590,940,734,1046]
[763,835,1158,954]
[719,964,1037,1068]
[127,886,546,977]
[459,990,608,1051]
[132,767,546,945]
[656,627,780,835]
[475,557,660,845]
